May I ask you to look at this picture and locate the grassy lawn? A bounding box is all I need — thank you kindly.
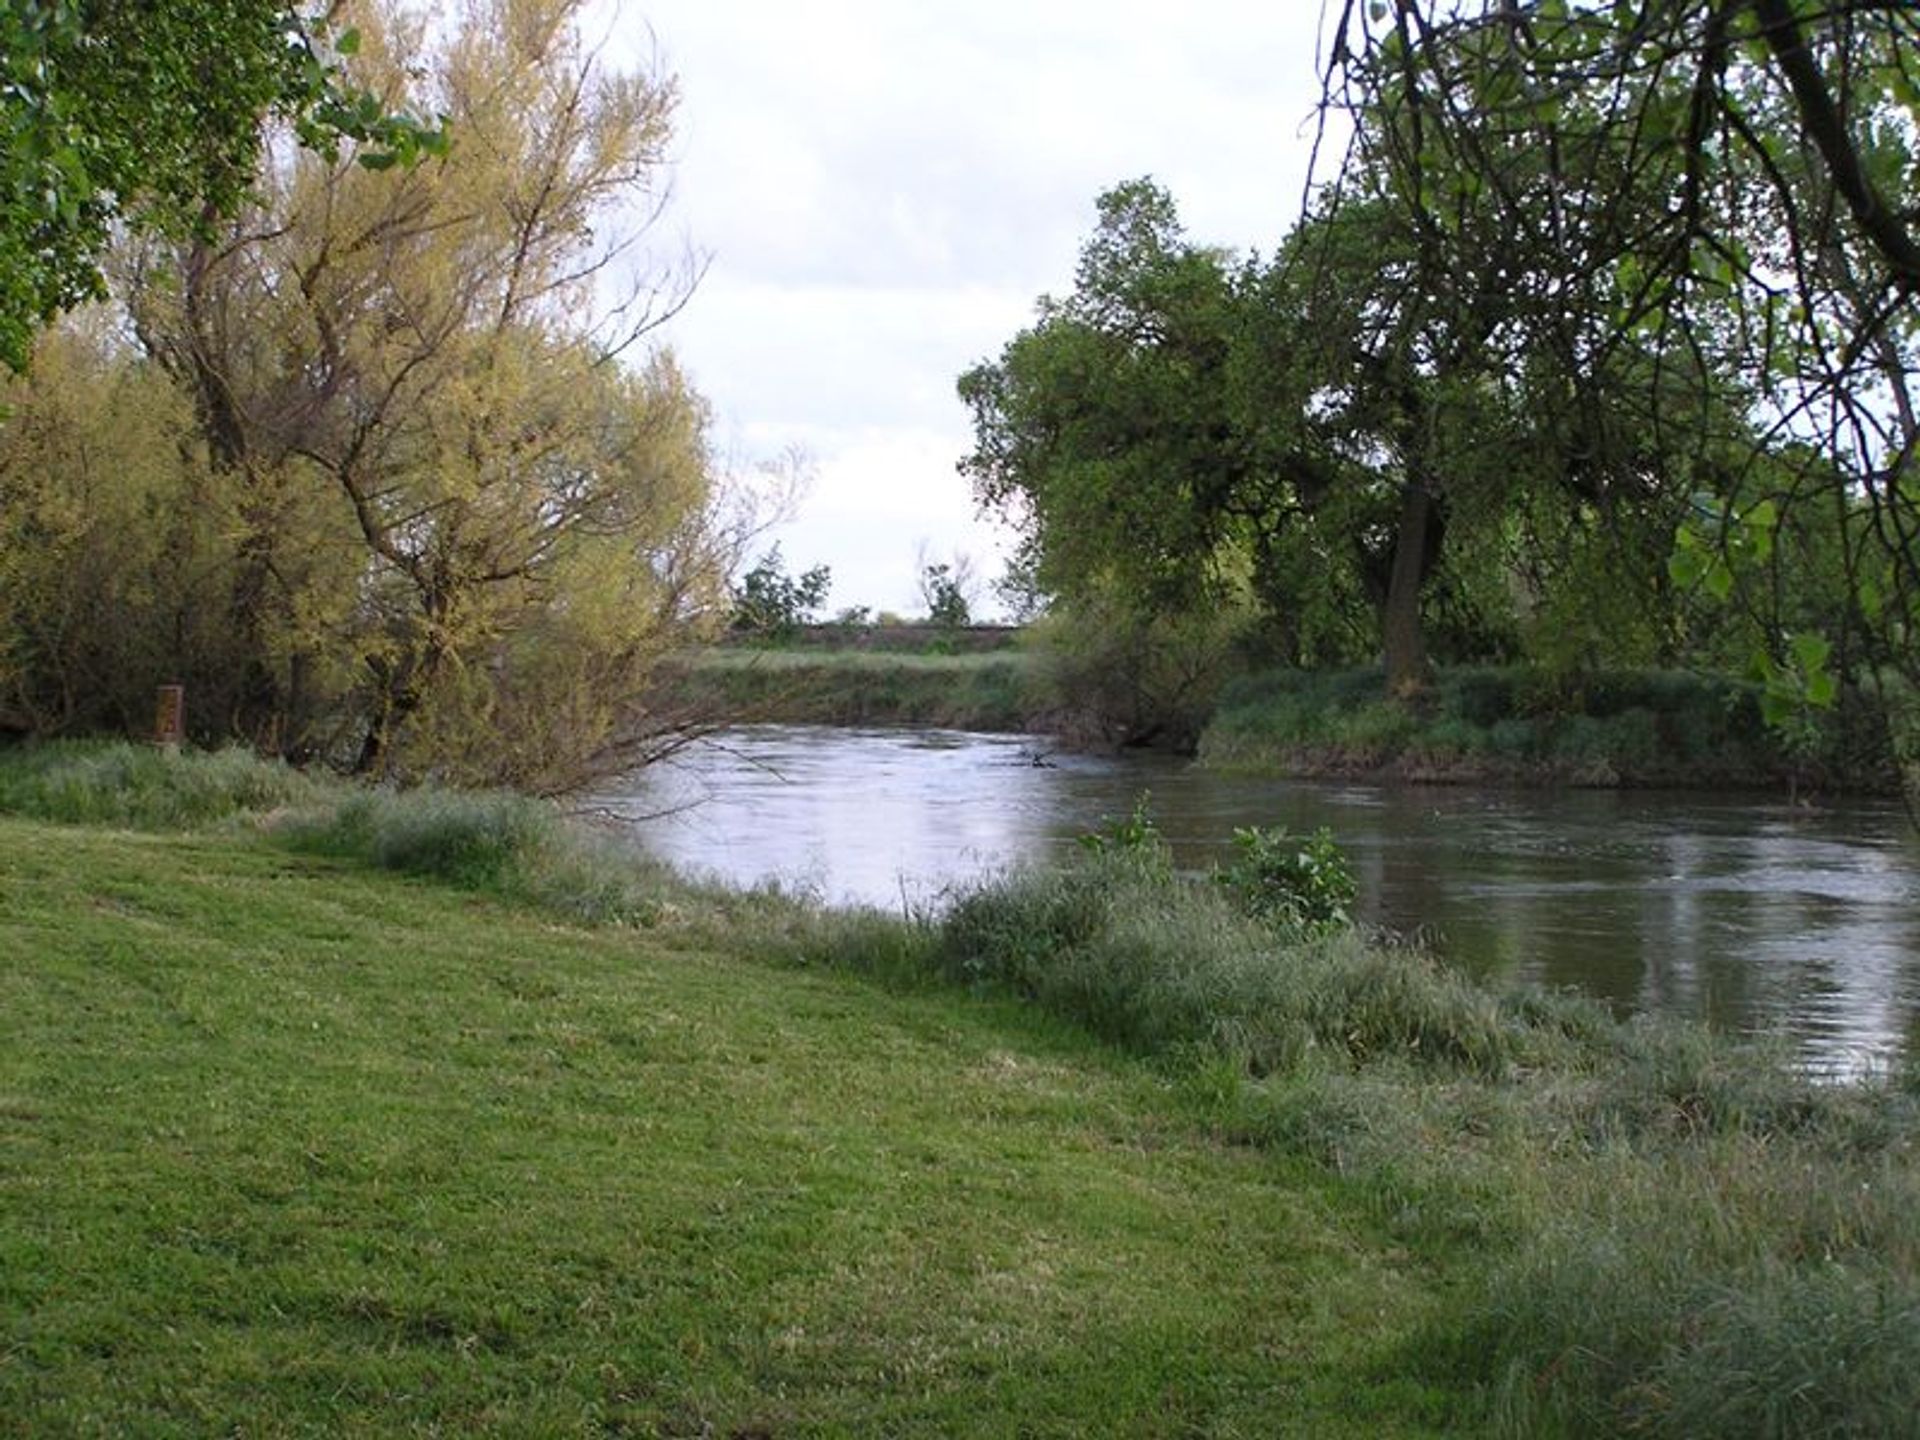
[0,818,1456,1436]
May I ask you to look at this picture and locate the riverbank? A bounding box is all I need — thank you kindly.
[4,742,1917,1435]
[664,647,1908,796]
[663,647,1040,732]
[1202,665,1906,795]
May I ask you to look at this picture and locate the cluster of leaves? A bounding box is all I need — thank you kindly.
[1075,794,1165,860]
[1317,0,1920,761]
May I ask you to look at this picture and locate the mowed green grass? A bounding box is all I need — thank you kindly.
[0,819,1456,1436]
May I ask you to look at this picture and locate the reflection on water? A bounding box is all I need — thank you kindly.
[597,725,1920,1074]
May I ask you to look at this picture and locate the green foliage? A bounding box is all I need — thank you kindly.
[0,0,439,371]
[0,321,241,737]
[1325,0,1920,728]
[939,845,1516,1077]
[731,545,832,639]
[1213,825,1355,935]
[670,648,1035,731]
[1023,590,1249,750]
[959,175,1740,707]
[282,787,666,926]
[1459,1130,1920,1438]
[1075,794,1165,860]
[957,180,1273,620]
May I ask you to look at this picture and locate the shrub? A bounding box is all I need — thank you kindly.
[1442,666,1518,728]
[1025,597,1249,750]
[1213,824,1355,934]
[1076,794,1167,861]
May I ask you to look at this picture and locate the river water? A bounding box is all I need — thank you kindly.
[597,725,1920,1074]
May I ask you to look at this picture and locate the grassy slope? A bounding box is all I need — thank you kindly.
[0,818,1454,1437]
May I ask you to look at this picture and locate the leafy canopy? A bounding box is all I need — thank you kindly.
[0,0,441,371]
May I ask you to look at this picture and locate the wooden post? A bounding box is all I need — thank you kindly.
[154,685,185,753]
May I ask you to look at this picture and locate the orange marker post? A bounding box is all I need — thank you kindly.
[154,685,185,753]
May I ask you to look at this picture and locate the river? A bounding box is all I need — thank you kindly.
[596,724,1920,1075]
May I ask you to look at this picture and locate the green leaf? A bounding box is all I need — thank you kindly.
[1704,561,1734,602]
[1858,573,1884,621]
[1789,629,1830,675]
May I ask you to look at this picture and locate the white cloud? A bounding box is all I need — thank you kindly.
[749,426,1016,618]
[600,0,1332,613]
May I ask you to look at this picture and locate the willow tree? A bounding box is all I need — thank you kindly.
[127,0,727,788]
[0,318,237,737]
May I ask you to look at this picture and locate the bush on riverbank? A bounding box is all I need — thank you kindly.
[1202,663,1903,792]
[5,739,1917,1435]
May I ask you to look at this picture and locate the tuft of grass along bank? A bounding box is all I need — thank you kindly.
[4,740,1919,1436]
[662,646,1039,731]
[1201,663,1905,793]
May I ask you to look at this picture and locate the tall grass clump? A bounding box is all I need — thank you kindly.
[922,808,1920,1435]
[282,788,670,926]
[0,739,323,828]
[1454,1132,1920,1439]
[936,844,1520,1077]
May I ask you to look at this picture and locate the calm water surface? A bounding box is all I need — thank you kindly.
[599,725,1920,1073]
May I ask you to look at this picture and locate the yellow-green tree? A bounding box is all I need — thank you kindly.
[123,0,727,787]
[0,318,241,736]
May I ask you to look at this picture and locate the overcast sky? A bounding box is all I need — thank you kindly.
[619,1,1333,617]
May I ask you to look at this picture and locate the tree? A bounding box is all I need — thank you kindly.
[108,0,725,787]
[0,0,439,373]
[963,174,1741,700]
[960,180,1535,690]
[731,545,832,638]
[0,317,230,736]
[912,541,980,628]
[960,182,1255,621]
[920,565,971,628]
[1317,0,1920,707]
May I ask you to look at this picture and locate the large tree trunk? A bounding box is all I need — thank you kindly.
[1382,479,1441,699]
